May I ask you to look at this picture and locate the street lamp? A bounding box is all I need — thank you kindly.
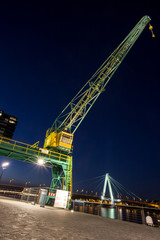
[9,178,14,184]
[2,162,9,169]
[25,181,31,186]
[0,162,10,180]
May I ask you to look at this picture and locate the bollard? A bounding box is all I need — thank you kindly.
[73,200,75,211]
[83,202,85,212]
[116,206,119,220]
[141,208,145,224]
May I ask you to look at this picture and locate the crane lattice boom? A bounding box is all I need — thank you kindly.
[44,16,151,153]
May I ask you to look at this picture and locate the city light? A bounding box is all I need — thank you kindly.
[37,158,45,166]
[9,179,14,184]
[9,120,15,124]
[2,162,10,169]
[25,181,31,186]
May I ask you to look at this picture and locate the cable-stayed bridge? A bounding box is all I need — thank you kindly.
[74,173,141,205]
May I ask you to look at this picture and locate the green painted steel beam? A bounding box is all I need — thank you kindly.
[0,137,70,168]
[0,136,72,195]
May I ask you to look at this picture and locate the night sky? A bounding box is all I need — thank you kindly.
[0,1,159,200]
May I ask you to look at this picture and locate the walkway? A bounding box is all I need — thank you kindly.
[0,197,159,240]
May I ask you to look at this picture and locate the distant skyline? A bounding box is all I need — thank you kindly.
[0,1,160,200]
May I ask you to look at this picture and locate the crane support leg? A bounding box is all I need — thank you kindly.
[45,165,63,205]
[62,156,72,193]
[46,156,72,205]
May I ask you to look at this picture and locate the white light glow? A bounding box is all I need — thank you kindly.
[2,162,9,169]
[9,120,15,124]
[37,159,44,166]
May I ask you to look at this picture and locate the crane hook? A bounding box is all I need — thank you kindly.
[149,24,155,38]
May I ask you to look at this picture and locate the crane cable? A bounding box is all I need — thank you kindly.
[149,24,155,37]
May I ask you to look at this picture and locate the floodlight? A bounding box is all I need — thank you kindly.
[37,158,44,166]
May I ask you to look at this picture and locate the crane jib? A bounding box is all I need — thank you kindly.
[44,16,151,153]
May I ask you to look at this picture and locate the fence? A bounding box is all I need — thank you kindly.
[21,187,40,203]
[0,184,23,199]
[72,201,160,226]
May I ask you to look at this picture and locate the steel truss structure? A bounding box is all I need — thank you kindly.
[0,16,152,205]
[48,16,151,136]
[0,136,72,203]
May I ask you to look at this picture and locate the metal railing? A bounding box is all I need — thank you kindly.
[72,200,160,226]
[21,187,40,203]
[0,136,70,164]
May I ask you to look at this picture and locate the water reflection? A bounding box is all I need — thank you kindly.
[119,208,123,220]
[117,208,142,223]
[73,201,160,225]
[101,207,117,219]
[101,207,141,223]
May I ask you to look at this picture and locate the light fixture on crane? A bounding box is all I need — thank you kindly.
[37,158,45,166]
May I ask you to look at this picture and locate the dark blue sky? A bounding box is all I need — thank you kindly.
[0,1,160,200]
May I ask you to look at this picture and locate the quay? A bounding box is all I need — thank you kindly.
[0,197,160,240]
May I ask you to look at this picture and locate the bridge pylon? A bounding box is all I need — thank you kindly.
[102,173,114,204]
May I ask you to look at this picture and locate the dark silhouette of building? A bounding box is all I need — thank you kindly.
[0,110,18,139]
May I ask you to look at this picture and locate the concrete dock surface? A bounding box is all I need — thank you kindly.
[0,197,159,240]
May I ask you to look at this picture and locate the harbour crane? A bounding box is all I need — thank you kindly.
[43,15,152,156]
[0,16,154,204]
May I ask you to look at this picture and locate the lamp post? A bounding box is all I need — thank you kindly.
[25,181,31,186]
[0,162,10,180]
[9,179,14,184]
